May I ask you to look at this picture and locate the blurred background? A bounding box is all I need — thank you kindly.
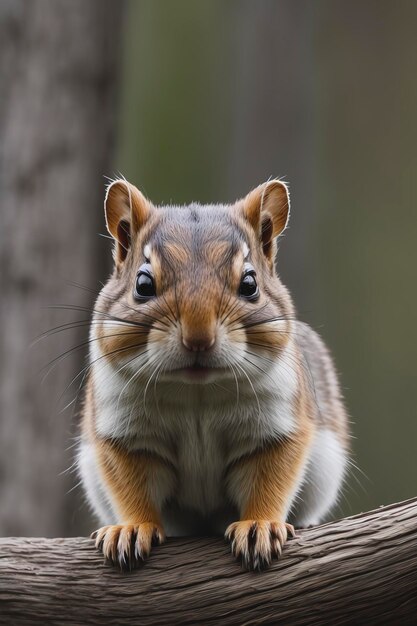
[0,0,416,537]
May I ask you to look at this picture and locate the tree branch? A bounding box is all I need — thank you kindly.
[0,499,416,625]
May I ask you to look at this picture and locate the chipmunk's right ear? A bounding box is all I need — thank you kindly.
[241,180,290,263]
[104,179,151,264]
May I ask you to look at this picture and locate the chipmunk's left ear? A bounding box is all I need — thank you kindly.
[104,179,152,266]
[242,180,290,258]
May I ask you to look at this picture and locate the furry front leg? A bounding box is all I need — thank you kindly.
[91,439,174,568]
[225,428,312,570]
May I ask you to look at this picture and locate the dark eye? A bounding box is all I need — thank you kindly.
[134,263,156,300]
[239,264,259,301]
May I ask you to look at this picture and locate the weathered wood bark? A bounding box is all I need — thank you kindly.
[0,0,123,536]
[0,499,416,625]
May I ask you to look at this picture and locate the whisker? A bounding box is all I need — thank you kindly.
[225,300,271,329]
[46,304,166,332]
[114,353,151,434]
[58,345,151,416]
[243,351,278,387]
[223,354,240,414]
[40,329,150,383]
[152,358,169,421]
[231,314,297,332]
[31,320,92,346]
[232,359,262,423]
[143,359,164,419]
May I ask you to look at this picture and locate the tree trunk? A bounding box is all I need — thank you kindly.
[0,498,416,625]
[0,0,123,536]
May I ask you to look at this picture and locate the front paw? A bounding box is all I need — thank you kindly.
[225,520,295,570]
[91,522,165,569]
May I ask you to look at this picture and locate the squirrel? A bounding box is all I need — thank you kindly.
[78,178,349,570]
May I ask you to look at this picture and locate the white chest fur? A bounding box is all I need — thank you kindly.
[90,342,299,514]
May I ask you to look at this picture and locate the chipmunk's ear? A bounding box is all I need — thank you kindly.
[104,179,151,264]
[242,180,290,260]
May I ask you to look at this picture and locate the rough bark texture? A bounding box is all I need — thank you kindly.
[0,0,123,536]
[0,499,416,625]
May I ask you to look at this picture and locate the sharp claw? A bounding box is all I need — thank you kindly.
[286,523,297,539]
[226,520,292,570]
[258,555,271,570]
[91,523,164,569]
[152,528,163,546]
[134,543,143,561]
[224,524,235,542]
[272,538,282,557]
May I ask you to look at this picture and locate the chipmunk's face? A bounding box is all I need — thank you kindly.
[94,180,293,386]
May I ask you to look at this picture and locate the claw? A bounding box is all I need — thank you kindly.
[91,523,165,569]
[225,520,292,570]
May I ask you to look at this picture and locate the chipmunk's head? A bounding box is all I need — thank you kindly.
[95,179,294,385]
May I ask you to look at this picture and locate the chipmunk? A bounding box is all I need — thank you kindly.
[78,178,349,570]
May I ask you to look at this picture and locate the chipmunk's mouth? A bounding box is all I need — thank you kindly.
[165,363,228,384]
[182,364,218,380]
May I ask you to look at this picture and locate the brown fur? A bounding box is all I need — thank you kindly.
[80,179,349,571]
[92,439,175,565]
